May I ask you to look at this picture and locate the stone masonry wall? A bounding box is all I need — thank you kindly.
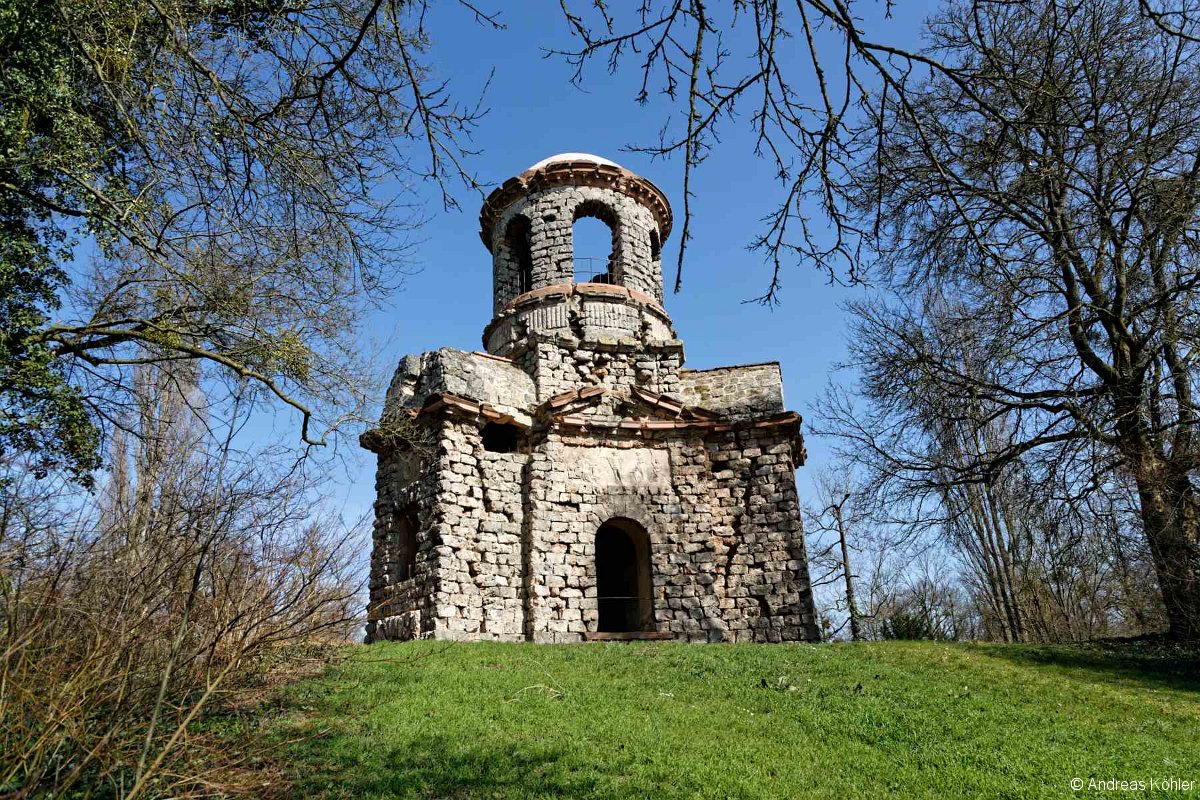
[492,185,664,311]
[367,413,817,643]
[366,443,439,643]
[367,156,818,645]
[526,426,817,642]
[514,335,684,402]
[678,363,786,418]
[484,289,676,355]
[384,349,535,419]
[424,419,527,640]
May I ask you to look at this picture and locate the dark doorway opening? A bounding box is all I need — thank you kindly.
[481,421,522,453]
[391,505,418,582]
[595,519,653,632]
[505,216,534,295]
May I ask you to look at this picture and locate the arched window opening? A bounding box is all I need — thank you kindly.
[649,229,661,263]
[504,216,534,295]
[481,421,523,453]
[572,201,619,285]
[595,518,653,632]
[391,505,419,583]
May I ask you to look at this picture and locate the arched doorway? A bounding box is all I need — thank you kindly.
[595,518,653,632]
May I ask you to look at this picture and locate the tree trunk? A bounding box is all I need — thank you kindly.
[832,503,862,642]
[1129,454,1200,641]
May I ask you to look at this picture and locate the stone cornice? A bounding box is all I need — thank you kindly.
[502,281,665,315]
[362,389,806,463]
[553,409,802,435]
[360,392,532,454]
[549,408,807,465]
[479,160,672,251]
[537,386,719,422]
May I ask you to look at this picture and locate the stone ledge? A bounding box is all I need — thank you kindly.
[582,631,675,641]
[483,285,678,355]
[550,408,806,464]
[681,361,782,374]
[500,330,685,360]
[500,282,668,316]
[554,409,802,434]
[538,385,715,421]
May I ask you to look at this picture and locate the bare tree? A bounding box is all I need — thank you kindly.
[551,2,1200,297]
[0,365,362,797]
[831,0,1200,640]
[819,286,1174,641]
[551,0,939,298]
[4,0,501,478]
[877,552,980,641]
[803,470,866,641]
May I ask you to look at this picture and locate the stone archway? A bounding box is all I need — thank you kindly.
[572,199,621,285]
[595,518,653,632]
[503,215,534,295]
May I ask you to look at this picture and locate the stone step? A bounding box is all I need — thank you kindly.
[582,630,675,642]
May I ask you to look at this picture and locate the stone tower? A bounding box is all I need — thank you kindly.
[362,153,819,643]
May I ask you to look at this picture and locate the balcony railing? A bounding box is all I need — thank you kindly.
[514,258,619,297]
[573,257,616,285]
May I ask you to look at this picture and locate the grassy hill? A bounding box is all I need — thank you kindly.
[249,640,1199,799]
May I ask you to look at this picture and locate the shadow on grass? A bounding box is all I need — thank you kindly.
[967,640,1200,694]
[283,730,650,800]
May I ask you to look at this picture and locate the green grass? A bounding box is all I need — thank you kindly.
[258,640,1200,799]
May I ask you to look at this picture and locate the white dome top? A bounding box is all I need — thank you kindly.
[525,152,622,172]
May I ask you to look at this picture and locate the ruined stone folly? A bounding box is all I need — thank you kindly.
[361,153,820,643]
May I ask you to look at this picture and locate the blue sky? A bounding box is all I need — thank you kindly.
[331,2,937,519]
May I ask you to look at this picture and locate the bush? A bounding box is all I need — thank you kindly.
[0,382,362,797]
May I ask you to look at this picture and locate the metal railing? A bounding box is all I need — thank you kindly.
[573,257,617,285]
[513,258,620,297]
